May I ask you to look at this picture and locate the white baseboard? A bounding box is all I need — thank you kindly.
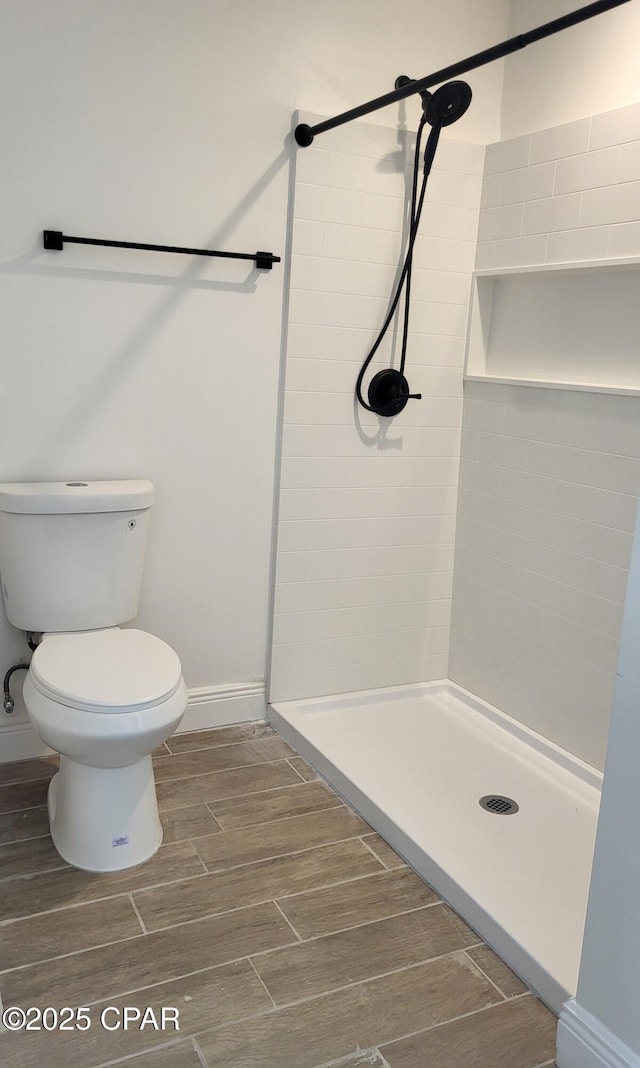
[0,682,267,763]
[557,1000,640,1068]
[175,683,266,734]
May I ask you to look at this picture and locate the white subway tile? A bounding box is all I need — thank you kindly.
[274,579,337,614]
[581,181,640,227]
[477,203,524,242]
[490,235,547,269]
[484,134,531,175]
[278,488,309,521]
[522,193,582,235]
[359,192,405,232]
[607,221,640,258]
[530,118,590,164]
[435,140,485,176]
[480,174,501,210]
[580,522,633,570]
[291,219,324,257]
[411,269,470,305]
[272,613,303,644]
[589,103,640,150]
[279,457,345,489]
[411,234,476,273]
[421,203,479,242]
[474,240,495,270]
[426,169,483,209]
[546,225,610,263]
[500,162,556,205]
[323,222,402,265]
[302,606,370,641]
[554,146,620,195]
[295,147,329,185]
[328,152,407,197]
[409,301,468,337]
[290,255,361,296]
[280,425,316,456]
[618,141,640,184]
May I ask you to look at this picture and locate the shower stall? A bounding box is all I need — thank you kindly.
[269,0,639,1021]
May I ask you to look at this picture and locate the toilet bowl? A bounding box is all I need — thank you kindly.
[23,628,187,872]
[0,478,187,873]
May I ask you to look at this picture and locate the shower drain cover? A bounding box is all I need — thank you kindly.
[479,795,519,815]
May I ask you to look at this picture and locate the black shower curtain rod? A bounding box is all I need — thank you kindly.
[294,0,632,147]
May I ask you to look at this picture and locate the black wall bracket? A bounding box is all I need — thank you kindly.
[42,230,280,270]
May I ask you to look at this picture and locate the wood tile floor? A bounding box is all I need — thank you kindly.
[0,721,558,1067]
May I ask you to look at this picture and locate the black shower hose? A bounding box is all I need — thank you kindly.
[355,114,444,414]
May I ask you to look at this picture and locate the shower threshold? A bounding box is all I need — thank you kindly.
[269,679,601,1015]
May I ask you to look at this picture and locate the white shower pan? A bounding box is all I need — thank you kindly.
[269,680,601,1015]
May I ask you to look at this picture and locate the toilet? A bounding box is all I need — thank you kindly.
[0,479,187,873]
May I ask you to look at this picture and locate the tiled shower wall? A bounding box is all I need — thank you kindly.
[270,115,484,702]
[449,103,640,772]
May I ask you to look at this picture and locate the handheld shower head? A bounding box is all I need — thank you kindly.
[395,75,472,127]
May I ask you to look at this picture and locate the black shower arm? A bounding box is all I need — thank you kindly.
[294,0,632,147]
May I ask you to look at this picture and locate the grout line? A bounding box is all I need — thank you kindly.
[155,755,298,786]
[358,835,395,871]
[204,799,346,835]
[462,949,507,1002]
[91,1036,189,1068]
[247,956,279,1009]
[272,898,303,942]
[192,1034,210,1068]
[285,757,308,782]
[252,901,453,955]
[0,829,50,847]
[158,773,321,814]
[313,1048,392,1068]
[128,892,149,935]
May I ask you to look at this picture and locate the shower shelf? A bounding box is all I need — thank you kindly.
[464,256,640,396]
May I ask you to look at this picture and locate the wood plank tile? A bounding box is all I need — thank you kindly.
[2,959,272,1068]
[196,954,502,1068]
[111,1040,204,1068]
[209,780,342,830]
[361,833,405,870]
[0,895,142,970]
[3,901,294,1008]
[381,994,557,1068]
[312,1053,389,1068]
[0,755,58,787]
[160,803,222,843]
[466,944,528,998]
[153,737,294,783]
[0,806,50,845]
[167,721,275,754]
[287,756,320,781]
[253,903,482,1005]
[194,807,370,872]
[0,778,51,813]
[156,760,301,811]
[0,834,66,879]
[0,841,205,921]
[277,867,439,939]
[134,839,383,931]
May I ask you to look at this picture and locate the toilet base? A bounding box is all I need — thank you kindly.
[48,755,163,872]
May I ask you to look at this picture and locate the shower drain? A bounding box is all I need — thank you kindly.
[479,795,519,815]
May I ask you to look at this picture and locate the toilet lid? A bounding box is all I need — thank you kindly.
[30,629,183,713]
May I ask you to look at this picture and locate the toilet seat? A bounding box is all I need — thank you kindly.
[30,628,183,713]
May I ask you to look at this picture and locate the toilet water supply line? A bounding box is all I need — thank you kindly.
[3,635,39,713]
[292,0,633,418]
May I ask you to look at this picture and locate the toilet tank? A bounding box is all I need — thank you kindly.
[0,480,154,632]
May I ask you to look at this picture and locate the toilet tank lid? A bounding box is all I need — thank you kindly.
[0,480,154,514]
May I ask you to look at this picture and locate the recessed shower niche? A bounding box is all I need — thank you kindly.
[464,257,640,393]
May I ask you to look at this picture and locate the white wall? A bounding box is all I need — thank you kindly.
[0,0,509,730]
[503,0,640,138]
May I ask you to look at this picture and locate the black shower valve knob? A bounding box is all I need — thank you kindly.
[367,368,422,418]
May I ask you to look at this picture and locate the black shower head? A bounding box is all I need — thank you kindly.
[396,75,472,127]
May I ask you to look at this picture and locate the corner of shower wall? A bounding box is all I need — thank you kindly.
[449,101,640,773]
[270,111,485,704]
